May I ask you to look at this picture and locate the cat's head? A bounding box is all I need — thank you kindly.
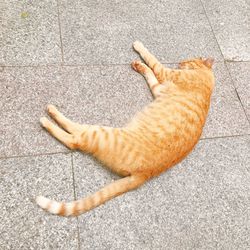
[178,57,214,70]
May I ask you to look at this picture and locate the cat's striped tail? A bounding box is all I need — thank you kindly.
[36,175,146,216]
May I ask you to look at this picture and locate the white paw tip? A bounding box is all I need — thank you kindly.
[133,40,143,49]
[47,104,56,113]
[40,117,47,125]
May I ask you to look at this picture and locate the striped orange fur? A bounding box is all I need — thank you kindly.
[36,41,215,216]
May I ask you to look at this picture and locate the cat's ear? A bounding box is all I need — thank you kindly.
[204,58,214,68]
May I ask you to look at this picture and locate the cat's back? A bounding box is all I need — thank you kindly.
[125,86,211,174]
[133,85,210,134]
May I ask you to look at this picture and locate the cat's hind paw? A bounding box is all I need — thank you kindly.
[40,117,49,127]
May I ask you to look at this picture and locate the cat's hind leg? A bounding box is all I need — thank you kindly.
[47,104,83,133]
[133,41,166,83]
[132,60,166,98]
[41,112,126,174]
[40,117,79,149]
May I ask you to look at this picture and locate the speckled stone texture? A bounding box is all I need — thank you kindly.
[202,62,250,137]
[226,62,250,121]
[201,0,250,61]
[0,153,78,249]
[74,136,250,250]
[0,0,62,66]
[59,0,223,64]
[1,0,250,249]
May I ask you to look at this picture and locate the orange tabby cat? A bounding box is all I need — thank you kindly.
[36,41,215,216]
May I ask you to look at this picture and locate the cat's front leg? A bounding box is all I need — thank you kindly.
[131,60,166,98]
[133,41,166,83]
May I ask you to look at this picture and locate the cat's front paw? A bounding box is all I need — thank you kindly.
[133,41,144,52]
[47,104,57,116]
[131,60,148,74]
[131,60,142,71]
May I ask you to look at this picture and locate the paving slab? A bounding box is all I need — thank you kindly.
[201,62,250,138]
[0,0,62,66]
[1,63,249,157]
[0,66,72,157]
[201,0,250,61]
[0,153,78,250]
[226,62,250,121]
[73,135,250,250]
[59,0,223,65]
